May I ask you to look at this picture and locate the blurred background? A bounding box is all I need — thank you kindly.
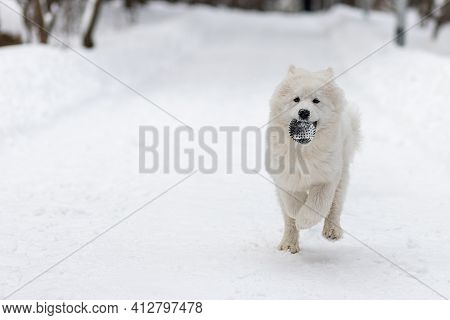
[1,0,450,48]
[1,0,450,299]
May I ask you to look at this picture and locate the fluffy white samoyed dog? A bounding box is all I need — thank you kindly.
[267,65,360,253]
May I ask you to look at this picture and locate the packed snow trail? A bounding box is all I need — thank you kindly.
[1,3,450,299]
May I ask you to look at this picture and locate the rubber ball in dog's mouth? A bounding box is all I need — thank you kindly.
[289,119,317,144]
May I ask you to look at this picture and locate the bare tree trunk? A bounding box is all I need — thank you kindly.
[303,0,313,11]
[21,0,33,42]
[33,0,48,43]
[433,3,450,39]
[82,0,103,48]
[395,0,409,46]
[356,0,374,16]
[419,0,434,26]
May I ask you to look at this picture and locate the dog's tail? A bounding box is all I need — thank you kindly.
[351,107,361,152]
[346,102,362,157]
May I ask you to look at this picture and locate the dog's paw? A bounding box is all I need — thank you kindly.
[295,206,323,230]
[278,239,300,254]
[322,224,344,241]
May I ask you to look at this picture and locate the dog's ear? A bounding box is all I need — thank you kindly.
[324,67,335,79]
[287,64,296,75]
[316,67,334,80]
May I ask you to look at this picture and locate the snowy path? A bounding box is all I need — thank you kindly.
[1,3,450,299]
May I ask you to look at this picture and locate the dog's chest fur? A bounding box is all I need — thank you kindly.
[269,130,342,192]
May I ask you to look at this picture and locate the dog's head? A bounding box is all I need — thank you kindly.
[270,65,345,143]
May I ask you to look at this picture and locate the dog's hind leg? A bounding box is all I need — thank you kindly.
[322,166,349,241]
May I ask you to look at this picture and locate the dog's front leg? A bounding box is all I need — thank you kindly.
[278,214,300,253]
[296,183,336,230]
[277,190,306,253]
[322,167,349,241]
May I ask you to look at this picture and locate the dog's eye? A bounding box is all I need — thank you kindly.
[293,97,300,103]
[312,98,320,104]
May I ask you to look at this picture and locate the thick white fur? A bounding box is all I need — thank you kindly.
[267,66,360,253]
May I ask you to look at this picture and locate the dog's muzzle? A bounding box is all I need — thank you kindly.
[289,119,317,144]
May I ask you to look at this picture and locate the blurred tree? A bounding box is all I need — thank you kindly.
[32,0,46,42]
[303,0,313,11]
[123,0,148,22]
[229,0,266,10]
[433,2,450,38]
[82,0,102,48]
[394,0,408,46]
[15,0,103,48]
[18,0,59,43]
[301,0,336,11]
[372,0,393,10]
[410,0,434,25]
[185,0,266,10]
[186,0,218,6]
[124,0,149,8]
[341,0,356,5]
[58,1,85,37]
[81,0,103,48]
[4,0,445,49]
[357,0,375,15]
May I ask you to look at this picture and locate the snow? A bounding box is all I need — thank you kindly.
[1,2,450,299]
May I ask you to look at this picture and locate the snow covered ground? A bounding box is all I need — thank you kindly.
[1,2,450,299]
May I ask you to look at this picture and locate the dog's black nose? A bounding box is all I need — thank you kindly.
[298,109,310,120]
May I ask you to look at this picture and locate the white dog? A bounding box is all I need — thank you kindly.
[267,66,360,253]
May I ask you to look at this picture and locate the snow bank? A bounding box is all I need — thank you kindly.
[0,45,103,143]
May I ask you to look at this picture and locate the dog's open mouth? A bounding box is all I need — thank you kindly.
[289,119,318,144]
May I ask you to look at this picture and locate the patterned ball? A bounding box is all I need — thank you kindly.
[289,119,316,144]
